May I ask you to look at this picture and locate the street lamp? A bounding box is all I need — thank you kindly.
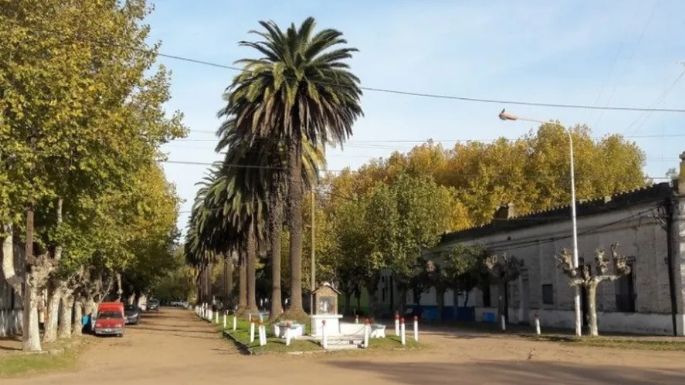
[498,109,582,337]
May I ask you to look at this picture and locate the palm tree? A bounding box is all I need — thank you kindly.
[221,17,363,318]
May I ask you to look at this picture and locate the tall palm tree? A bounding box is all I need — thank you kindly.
[221,17,363,317]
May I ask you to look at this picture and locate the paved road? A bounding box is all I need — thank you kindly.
[5,308,685,385]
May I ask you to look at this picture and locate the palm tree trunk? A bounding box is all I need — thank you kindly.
[286,138,305,316]
[224,256,233,307]
[269,188,284,320]
[238,254,247,312]
[247,224,258,313]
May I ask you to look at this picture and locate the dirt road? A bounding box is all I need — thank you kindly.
[5,308,685,385]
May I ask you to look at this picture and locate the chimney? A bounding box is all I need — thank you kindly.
[679,151,685,195]
[494,203,516,220]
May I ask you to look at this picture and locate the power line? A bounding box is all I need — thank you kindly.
[172,132,685,144]
[156,52,685,113]
[9,19,685,114]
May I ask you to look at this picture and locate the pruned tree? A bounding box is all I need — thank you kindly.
[485,254,524,324]
[556,243,631,336]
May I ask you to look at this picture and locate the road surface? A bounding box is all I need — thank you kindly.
[5,307,685,385]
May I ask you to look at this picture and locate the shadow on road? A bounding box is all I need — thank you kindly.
[325,360,685,385]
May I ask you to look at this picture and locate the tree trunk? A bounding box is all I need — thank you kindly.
[72,297,83,337]
[43,284,63,342]
[587,282,599,337]
[23,205,42,352]
[269,193,284,320]
[205,262,212,303]
[247,224,258,313]
[2,223,23,293]
[343,292,351,316]
[238,256,247,311]
[356,292,361,314]
[23,284,42,351]
[224,256,233,307]
[436,287,445,321]
[497,281,506,325]
[286,138,305,316]
[58,292,74,339]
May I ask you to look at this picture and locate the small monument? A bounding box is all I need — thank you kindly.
[310,282,343,337]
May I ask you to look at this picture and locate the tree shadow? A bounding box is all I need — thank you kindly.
[325,360,685,385]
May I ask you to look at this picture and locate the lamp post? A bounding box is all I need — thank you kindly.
[498,109,582,337]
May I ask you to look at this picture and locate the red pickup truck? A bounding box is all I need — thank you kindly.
[94,302,126,337]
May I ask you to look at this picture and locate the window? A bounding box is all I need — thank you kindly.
[542,284,554,305]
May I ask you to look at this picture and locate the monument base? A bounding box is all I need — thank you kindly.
[310,314,343,337]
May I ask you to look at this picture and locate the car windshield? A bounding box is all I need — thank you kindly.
[97,311,122,319]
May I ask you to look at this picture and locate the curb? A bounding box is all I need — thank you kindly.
[222,330,255,355]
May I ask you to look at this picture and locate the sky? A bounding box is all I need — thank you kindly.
[145,0,685,233]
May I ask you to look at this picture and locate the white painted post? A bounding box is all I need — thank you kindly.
[232,314,237,331]
[363,319,370,348]
[535,313,541,335]
[215,311,219,324]
[400,317,406,346]
[249,321,255,343]
[355,314,359,324]
[394,311,400,336]
[223,312,227,329]
[413,315,419,342]
[501,315,506,332]
[259,321,266,346]
[259,312,263,322]
[322,320,327,349]
[285,327,291,346]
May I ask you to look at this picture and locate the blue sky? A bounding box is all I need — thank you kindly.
[146,0,685,231]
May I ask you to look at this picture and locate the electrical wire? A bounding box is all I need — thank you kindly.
[7,18,685,113]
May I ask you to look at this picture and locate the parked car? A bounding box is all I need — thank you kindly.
[94,302,125,337]
[124,304,142,325]
[147,298,160,311]
[170,300,188,308]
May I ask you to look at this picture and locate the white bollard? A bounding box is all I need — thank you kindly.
[363,320,370,348]
[232,315,237,331]
[355,314,359,324]
[215,311,219,324]
[393,312,400,335]
[223,312,227,329]
[535,313,541,335]
[413,316,419,342]
[285,327,291,346]
[400,317,406,346]
[259,312,263,322]
[249,321,255,343]
[321,320,328,349]
[501,315,506,332]
[259,321,266,346]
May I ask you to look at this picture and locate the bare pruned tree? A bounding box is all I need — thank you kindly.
[485,254,524,324]
[556,243,631,336]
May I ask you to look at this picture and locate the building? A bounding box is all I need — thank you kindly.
[415,152,685,336]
